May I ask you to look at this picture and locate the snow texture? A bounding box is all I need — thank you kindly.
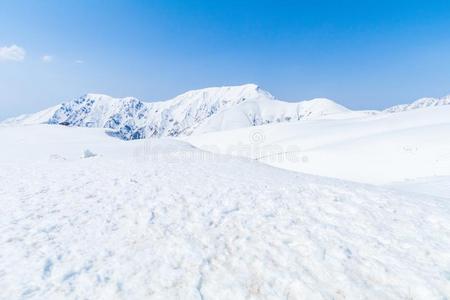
[0,125,450,299]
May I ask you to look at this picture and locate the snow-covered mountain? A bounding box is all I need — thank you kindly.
[47,85,274,139]
[1,84,350,139]
[385,95,450,113]
[4,85,450,140]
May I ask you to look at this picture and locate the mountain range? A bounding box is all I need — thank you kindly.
[2,84,449,140]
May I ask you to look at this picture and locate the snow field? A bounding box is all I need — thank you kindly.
[0,126,449,299]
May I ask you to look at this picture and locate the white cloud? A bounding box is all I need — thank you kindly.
[0,45,26,61]
[75,59,84,64]
[41,55,53,63]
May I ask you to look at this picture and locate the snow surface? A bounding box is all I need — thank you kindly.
[388,176,450,199]
[187,105,450,185]
[1,124,450,299]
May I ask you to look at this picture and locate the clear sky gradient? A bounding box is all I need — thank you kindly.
[1,0,450,120]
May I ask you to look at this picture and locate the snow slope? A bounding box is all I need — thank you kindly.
[1,105,60,125]
[0,84,351,139]
[0,124,449,299]
[187,105,450,185]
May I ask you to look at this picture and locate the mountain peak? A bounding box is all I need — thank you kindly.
[82,93,138,103]
[168,83,273,103]
[81,93,114,101]
[239,83,260,90]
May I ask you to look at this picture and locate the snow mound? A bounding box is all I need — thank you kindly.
[82,149,97,158]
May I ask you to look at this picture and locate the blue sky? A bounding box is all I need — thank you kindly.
[1,0,450,120]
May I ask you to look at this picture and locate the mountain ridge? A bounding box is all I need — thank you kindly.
[2,84,348,139]
[384,95,450,113]
[2,84,449,140]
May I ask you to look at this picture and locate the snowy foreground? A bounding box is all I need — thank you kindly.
[1,125,450,299]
